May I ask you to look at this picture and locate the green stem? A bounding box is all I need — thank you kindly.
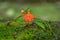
[7,15,22,25]
[14,15,22,22]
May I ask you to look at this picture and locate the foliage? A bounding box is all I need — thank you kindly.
[0,18,60,40]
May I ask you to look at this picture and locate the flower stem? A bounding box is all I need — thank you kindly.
[14,15,22,21]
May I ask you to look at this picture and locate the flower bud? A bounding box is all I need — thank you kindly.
[21,9,25,14]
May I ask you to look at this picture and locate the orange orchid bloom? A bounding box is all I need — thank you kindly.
[23,13,34,22]
[21,8,34,22]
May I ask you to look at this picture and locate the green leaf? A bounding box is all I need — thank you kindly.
[36,21,45,29]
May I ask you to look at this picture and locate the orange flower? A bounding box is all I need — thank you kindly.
[23,13,34,22]
[21,8,34,22]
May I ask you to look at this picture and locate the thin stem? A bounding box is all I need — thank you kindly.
[7,15,22,26]
[14,15,22,21]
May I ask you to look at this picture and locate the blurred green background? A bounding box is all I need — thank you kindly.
[0,0,60,22]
